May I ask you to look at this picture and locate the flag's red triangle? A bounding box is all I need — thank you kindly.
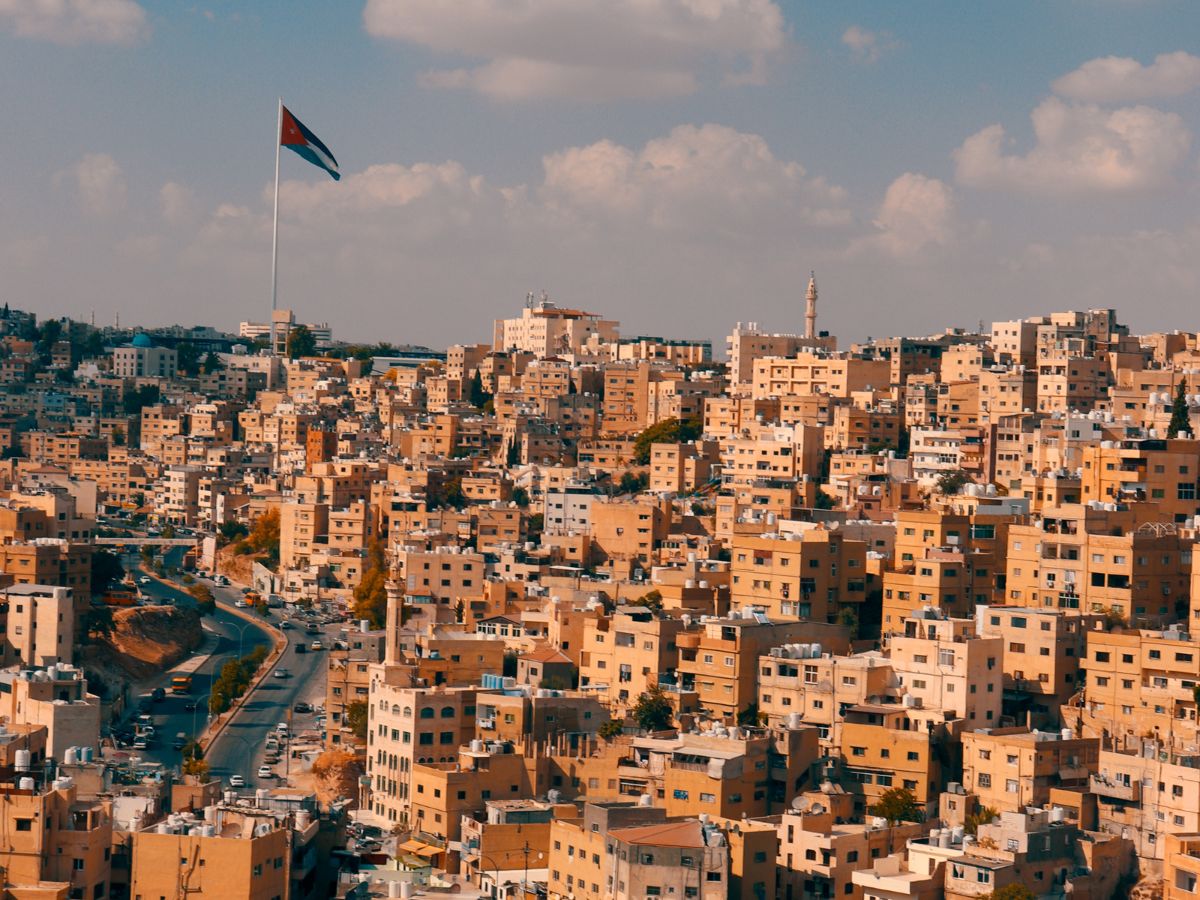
[280,106,305,146]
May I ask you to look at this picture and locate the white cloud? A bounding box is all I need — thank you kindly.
[0,0,148,44]
[841,25,893,65]
[954,96,1191,194]
[159,181,197,224]
[854,173,956,259]
[60,153,127,216]
[538,124,851,234]
[1053,51,1200,103]
[363,0,786,100]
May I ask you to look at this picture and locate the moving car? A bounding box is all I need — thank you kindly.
[257,766,273,779]
[229,775,245,787]
[276,722,289,734]
[280,620,291,629]
[150,687,166,702]
[293,702,312,714]
[172,733,187,750]
[310,641,323,651]
[295,643,307,654]
[137,575,151,585]
[234,599,247,609]
[274,668,290,679]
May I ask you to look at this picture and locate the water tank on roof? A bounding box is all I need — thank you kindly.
[14,750,31,772]
[80,746,93,763]
[63,747,78,766]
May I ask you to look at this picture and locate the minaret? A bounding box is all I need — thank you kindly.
[805,271,818,339]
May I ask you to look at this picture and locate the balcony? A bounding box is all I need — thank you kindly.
[1089,773,1139,802]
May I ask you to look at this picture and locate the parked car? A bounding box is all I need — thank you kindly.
[295,643,307,654]
[228,775,245,787]
[310,641,323,651]
[293,702,312,714]
[280,620,291,630]
[150,687,166,702]
[257,766,274,779]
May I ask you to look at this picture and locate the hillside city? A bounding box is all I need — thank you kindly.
[3,291,1200,900]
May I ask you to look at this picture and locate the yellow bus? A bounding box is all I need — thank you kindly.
[171,675,193,694]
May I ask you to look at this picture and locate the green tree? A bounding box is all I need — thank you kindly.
[176,341,201,376]
[202,351,224,374]
[632,687,673,733]
[468,370,492,409]
[506,440,521,467]
[736,702,763,728]
[83,604,116,642]
[597,719,624,740]
[631,589,663,613]
[218,520,249,545]
[454,599,465,623]
[352,538,388,627]
[936,471,970,495]
[90,549,125,595]
[618,472,649,494]
[511,486,530,508]
[988,885,1035,900]
[346,700,369,741]
[1168,378,1193,438]
[869,787,924,824]
[286,324,318,359]
[110,425,125,446]
[122,384,160,416]
[633,417,703,464]
[965,805,998,836]
[187,582,216,616]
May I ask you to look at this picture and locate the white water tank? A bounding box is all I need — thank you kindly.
[1061,728,1073,740]
[81,746,94,763]
[63,747,78,765]
[18,777,35,791]
[638,793,653,807]
[388,881,402,899]
[14,749,31,772]
[255,788,269,808]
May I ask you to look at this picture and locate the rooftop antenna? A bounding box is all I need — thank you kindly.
[526,291,534,309]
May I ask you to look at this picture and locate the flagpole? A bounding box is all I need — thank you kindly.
[269,96,282,358]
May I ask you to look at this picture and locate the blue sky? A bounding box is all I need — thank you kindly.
[3,1,1200,349]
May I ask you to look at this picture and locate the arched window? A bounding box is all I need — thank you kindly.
[440,706,455,718]
[419,707,434,719]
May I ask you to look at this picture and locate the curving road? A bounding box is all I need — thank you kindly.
[120,549,331,788]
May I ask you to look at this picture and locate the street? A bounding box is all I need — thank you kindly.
[120,548,331,788]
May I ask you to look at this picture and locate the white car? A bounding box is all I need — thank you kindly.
[276,722,289,735]
[235,599,247,609]
[138,575,151,585]
[257,766,274,779]
[274,668,290,679]
[229,775,245,788]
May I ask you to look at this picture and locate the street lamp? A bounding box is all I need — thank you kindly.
[471,853,504,899]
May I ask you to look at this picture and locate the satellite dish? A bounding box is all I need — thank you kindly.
[791,796,805,811]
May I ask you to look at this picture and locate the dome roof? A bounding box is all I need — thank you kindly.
[130,333,154,348]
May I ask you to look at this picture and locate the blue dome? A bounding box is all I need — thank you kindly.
[130,333,154,348]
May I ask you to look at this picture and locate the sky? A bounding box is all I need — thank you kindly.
[3,1,1200,352]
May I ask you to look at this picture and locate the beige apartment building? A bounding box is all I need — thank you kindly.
[976,606,1096,727]
[960,727,1096,814]
[1,584,75,667]
[1079,437,1200,523]
[0,778,112,900]
[365,675,477,826]
[578,607,688,711]
[729,528,869,623]
[751,352,891,401]
[674,615,850,723]
[130,805,300,900]
[1004,504,1192,625]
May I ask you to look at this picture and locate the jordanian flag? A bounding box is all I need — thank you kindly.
[280,105,339,181]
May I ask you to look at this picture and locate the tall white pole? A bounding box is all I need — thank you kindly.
[269,97,282,358]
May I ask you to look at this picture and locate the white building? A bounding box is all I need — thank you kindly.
[111,334,177,378]
[2,584,75,667]
[493,298,618,358]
